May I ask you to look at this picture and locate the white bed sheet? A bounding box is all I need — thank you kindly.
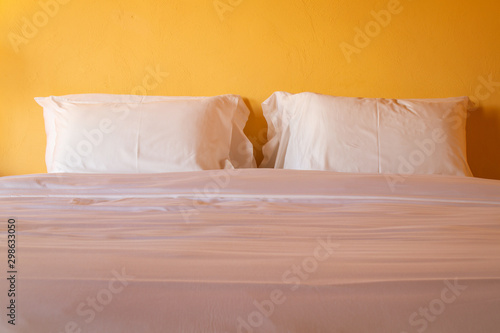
[1,169,499,333]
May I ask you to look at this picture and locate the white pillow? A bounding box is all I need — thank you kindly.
[261,92,473,176]
[35,94,256,173]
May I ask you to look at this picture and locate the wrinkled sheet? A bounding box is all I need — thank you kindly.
[0,169,499,333]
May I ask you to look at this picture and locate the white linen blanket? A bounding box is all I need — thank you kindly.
[0,169,499,333]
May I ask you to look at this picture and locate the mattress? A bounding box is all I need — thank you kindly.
[1,169,499,333]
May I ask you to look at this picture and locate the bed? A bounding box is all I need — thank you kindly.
[1,169,500,332]
[1,92,499,332]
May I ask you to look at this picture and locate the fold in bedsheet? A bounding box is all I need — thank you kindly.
[0,169,499,333]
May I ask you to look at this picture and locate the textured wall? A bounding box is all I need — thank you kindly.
[1,0,499,178]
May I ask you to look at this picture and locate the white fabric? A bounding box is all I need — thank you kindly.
[35,94,256,173]
[261,92,473,177]
[1,169,499,333]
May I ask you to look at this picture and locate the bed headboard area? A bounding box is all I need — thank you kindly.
[1,0,499,179]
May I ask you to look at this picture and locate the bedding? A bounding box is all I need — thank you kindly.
[35,94,256,173]
[261,92,472,177]
[1,169,499,333]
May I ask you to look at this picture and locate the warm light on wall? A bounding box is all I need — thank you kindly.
[0,0,499,178]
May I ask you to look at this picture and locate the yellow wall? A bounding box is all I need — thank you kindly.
[1,0,499,179]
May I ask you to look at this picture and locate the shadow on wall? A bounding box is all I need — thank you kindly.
[467,106,500,180]
[242,98,267,166]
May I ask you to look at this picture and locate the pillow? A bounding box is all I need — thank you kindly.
[261,92,473,177]
[35,94,256,173]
